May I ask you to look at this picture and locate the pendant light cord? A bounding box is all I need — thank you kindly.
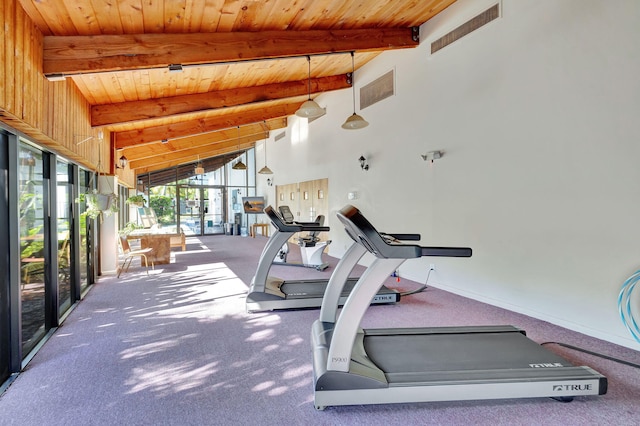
[350,51,356,113]
[307,56,312,101]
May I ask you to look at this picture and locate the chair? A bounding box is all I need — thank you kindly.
[118,235,154,278]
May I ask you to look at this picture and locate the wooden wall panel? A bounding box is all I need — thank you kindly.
[0,0,5,107]
[0,0,126,185]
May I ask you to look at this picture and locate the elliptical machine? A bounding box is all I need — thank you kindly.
[273,206,331,271]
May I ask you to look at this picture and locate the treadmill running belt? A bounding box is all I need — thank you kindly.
[364,332,573,373]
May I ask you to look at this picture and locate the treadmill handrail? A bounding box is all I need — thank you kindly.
[265,205,330,233]
[325,205,472,372]
[382,233,421,241]
[337,205,472,259]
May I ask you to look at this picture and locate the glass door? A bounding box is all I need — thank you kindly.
[177,185,226,235]
[202,187,225,235]
[178,185,200,235]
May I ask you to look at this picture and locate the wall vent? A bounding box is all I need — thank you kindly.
[274,131,285,142]
[360,69,394,110]
[431,3,499,54]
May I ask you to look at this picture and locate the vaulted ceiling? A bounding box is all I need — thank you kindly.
[18,0,457,176]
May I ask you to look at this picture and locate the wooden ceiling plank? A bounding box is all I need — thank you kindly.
[92,74,348,126]
[43,27,418,75]
[122,118,285,162]
[163,0,187,33]
[114,103,298,148]
[141,0,164,33]
[116,0,146,34]
[128,136,257,169]
[16,0,54,36]
[132,140,256,173]
[89,0,124,35]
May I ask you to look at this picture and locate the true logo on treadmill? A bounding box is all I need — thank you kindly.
[529,363,564,368]
[553,384,593,391]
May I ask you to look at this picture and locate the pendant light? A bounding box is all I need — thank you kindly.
[295,56,325,118]
[194,155,204,175]
[342,51,369,130]
[258,121,273,175]
[232,126,247,170]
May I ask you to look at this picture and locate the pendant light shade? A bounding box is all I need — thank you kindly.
[194,155,204,175]
[342,51,369,130]
[295,56,325,118]
[258,121,273,174]
[341,112,369,130]
[232,126,247,170]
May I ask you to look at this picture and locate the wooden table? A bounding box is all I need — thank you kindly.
[127,230,183,264]
[251,223,269,238]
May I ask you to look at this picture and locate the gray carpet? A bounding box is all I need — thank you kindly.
[1,234,639,425]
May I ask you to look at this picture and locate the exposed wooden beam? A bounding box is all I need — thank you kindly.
[114,104,296,149]
[92,75,348,127]
[121,119,285,162]
[43,28,419,76]
[130,140,257,174]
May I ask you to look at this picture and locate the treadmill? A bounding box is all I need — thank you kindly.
[245,205,400,313]
[311,205,607,410]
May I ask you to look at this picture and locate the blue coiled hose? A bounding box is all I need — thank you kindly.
[618,270,640,343]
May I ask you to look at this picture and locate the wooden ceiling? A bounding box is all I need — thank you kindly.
[18,0,457,176]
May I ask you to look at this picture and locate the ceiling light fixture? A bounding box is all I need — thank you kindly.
[342,51,369,130]
[295,56,325,119]
[258,121,273,175]
[195,155,205,175]
[232,126,247,170]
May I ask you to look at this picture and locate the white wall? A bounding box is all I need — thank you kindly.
[255,0,640,349]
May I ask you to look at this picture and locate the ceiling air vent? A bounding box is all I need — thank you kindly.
[274,131,285,142]
[360,69,394,110]
[431,3,500,54]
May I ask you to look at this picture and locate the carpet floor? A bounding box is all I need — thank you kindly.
[0,234,639,425]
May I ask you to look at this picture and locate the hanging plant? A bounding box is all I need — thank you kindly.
[126,194,146,207]
[77,190,119,220]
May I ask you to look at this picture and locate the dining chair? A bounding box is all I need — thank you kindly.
[118,234,154,278]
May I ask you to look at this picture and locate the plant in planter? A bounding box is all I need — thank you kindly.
[126,194,146,207]
[77,190,119,219]
[119,221,143,235]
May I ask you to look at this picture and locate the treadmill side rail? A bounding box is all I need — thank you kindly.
[314,373,606,410]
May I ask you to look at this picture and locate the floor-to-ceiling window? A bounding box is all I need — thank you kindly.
[18,144,47,355]
[0,131,11,386]
[78,169,93,293]
[56,160,73,316]
[0,128,100,389]
[136,151,258,236]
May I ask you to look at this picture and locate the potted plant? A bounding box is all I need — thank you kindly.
[119,221,143,235]
[126,194,146,207]
[77,190,119,220]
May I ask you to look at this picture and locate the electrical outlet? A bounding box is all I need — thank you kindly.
[429,264,435,271]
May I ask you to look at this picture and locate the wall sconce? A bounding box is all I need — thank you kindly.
[421,150,443,163]
[116,155,128,169]
[359,155,369,171]
[267,178,273,187]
